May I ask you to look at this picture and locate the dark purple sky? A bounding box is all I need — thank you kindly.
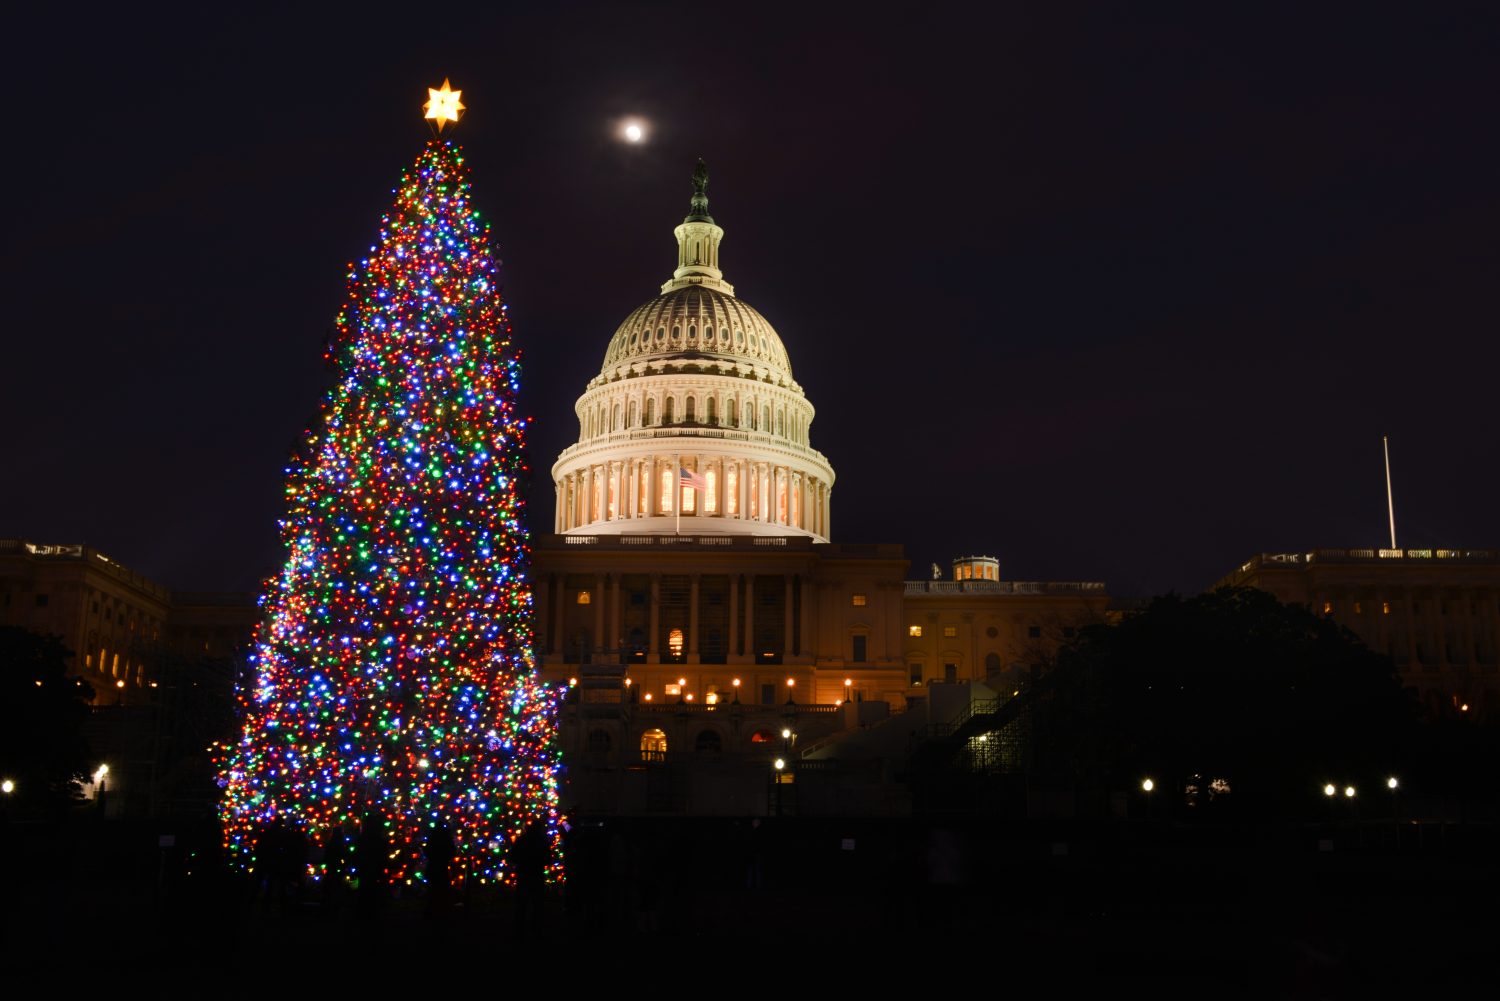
[3,4,1497,598]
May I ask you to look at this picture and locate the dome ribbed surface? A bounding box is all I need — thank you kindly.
[599,285,792,377]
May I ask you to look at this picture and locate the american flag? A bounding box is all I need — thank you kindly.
[679,466,709,493]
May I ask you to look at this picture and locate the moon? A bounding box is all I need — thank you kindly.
[623,121,645,143]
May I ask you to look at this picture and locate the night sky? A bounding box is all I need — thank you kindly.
[4,4,1497,598]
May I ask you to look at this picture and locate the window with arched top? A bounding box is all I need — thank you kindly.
[707,397,717,425]
[688,324,696,340]
[985,652,1002,676]
[659,467,674,513]
[685,396,696,423]
[665,397,675,424]
[763,405,771,431]
[628,399,637,427]
[695,729,722,753]
[641,729,668,758]
[588,729,612,753]
[646,398,656,425]
[726,397,736,427]
[612,404,620,432]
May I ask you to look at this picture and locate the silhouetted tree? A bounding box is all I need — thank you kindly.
[1031,588,1419,816]
[0,626,95,804]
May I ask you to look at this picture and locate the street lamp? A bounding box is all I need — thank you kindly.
[731,678,741,704]
[1141,778,1154,792]
[1323,783,1337,798]
[844,678,853,704]
[1,779,14,795]
[785,677,796,704]
[1344,785,1356,799]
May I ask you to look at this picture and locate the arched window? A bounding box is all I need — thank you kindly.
[985,652,1002,676]
[628,399,637,427]
[588,729,612,753]
[776,410,784,437]
[659,467,674,513]
[726,397,736,427]
[763,405,771,432]
[665,397,675,424]
[695,730,722,754]
[646,398,656,425]
[685,396,696,423]
[688,324,696,341]
[745,402,754,429]
[612,404,620,432]
[707,397,717,425]
[641,729,668,760]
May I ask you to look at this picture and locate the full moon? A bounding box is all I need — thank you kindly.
[623,122,644,143]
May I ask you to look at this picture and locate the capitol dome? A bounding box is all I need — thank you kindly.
[552,161,834,539]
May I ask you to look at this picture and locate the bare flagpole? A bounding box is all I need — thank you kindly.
[1383,435,1398,550]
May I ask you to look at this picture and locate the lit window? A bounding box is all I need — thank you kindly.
[660,467,674,513]
[705,467,718,514]
[943,626,957,638]
[1323,601,1333,614]
[852,594,867,607]
[664,683,682,697]
[682,476,696,513]
[726,464,738,516]
[576,590,592,605]
[909,663,923,686]
[1354,602,1363,615]
[1382,601,1391,614]
[909,625,922,637]
[640,729,668,756]
[668,628,684,657]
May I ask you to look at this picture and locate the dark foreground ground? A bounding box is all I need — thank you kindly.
[1,814,1495,996]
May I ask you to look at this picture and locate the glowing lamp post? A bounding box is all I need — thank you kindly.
[1141,777,1155,819]
[1,779,14,795]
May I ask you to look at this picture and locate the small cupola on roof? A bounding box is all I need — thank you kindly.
[552,161,835,540]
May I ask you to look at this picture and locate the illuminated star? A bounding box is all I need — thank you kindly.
[424,79,465,130]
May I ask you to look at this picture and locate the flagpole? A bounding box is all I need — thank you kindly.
[1383,435,1397,550]
[675,454,681,536]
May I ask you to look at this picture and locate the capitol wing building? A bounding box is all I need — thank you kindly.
[551,163,832,540]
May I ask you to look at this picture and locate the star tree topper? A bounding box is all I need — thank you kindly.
[424,78,465,130]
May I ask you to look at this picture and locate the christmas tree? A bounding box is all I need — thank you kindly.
[219,83,563,886]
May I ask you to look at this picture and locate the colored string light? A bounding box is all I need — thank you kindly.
[218,139,563,886]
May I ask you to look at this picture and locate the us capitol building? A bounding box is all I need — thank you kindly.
[530,163,1108,814]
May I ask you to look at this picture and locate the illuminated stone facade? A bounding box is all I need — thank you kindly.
[1220,548,1500,719]
[0,538,256,705]
[534,167,1109,813]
